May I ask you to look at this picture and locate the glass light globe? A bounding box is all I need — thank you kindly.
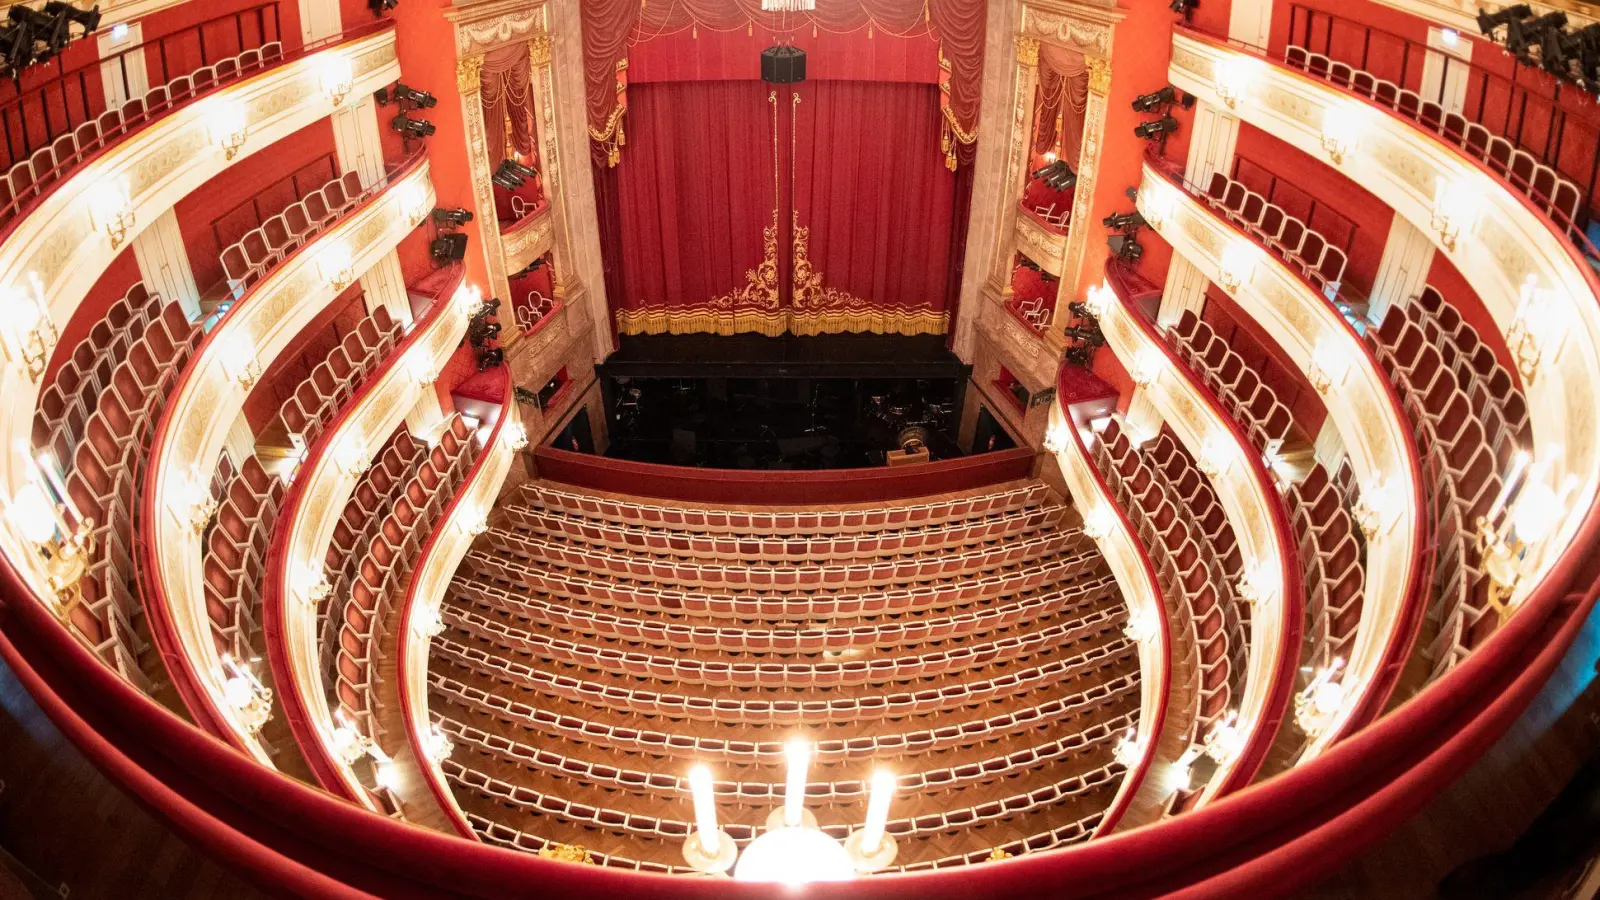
[733,826,856,884]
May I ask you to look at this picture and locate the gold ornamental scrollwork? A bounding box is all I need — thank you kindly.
[528,33,552,69]
[456,54,484,95]
[1088,56,1112,96]
[1015,36,1041,68]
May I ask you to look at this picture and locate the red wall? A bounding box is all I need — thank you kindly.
[1232,123,1389,294]
[172,118,338,293]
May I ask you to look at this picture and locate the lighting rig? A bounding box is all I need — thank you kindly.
[1,2,100,83]
[428,207,471,267]
[468,298,505,371]
[1479,5,1600,94]
[1104,192,1147,263]
[1131,85,1195,114]
[379,82,437,147]
[1061,300,1107,368]
[1169,0,1198,22]
[1133,114,1180,145]
[1031,159,1077,191]
[492,158,538,191]
[368,0,399,15]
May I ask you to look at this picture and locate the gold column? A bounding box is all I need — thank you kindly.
[986,35,1042,295]
[1047,55,1111,341]
[456,52,520,345]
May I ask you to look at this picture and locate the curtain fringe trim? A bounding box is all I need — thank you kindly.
[614,307,949,337]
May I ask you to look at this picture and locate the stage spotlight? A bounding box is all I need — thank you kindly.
[1108,233,1144,262]
[1031,159,1077,191]
[492,158,538,190]
[468,319,501,346]
[0,23,34,78]
[1102,211,1147,231]
[1134,115,1179,141]
[1476,4,1532,39]
[472,298,502,320]
[430,233,467,262]
[391,114,435,139]
[1169,0,1198,18]
[369,0,399,14]
[1132,86,1177,113]
[432,207,473,228]
[377,82,436,108]
[475,348,504,371]
[1506,11,1566,63]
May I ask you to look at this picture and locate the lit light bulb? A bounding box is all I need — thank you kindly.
[207,99,249,159]
[784,737,811,827]
[859,769,895,857]
[7,481,60,545]
[688,765,720,856]
[1084,280,1115,318]
[318,55,354,106]
[424,724,454,764]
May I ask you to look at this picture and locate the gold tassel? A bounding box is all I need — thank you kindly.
[618,117,626,147]
[946,148,957,171]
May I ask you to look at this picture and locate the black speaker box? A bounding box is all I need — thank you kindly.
[430,233,468,261]
[761,45,807,84]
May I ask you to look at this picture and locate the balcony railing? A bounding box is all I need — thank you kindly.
[1279,4,1600,241]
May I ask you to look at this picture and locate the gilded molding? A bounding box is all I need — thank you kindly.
[501,207,556,274]
[1088,56,1112,96]
[1020,6,1115,57]
[456,55,485,95]
[452,3,547,56]
[1015,36,1041,68]
[528,33,552,68]
[1015,212,1067,275]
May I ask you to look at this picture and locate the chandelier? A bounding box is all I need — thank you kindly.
[681,738,899,883]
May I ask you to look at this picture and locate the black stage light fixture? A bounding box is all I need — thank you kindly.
[1542,25,1582,77]
[1103,210,1147,231]
[1507,11,1566,63]
[1169,0,1198,20]
[378,82,436,108]
[0,23,33,79]
[468,319,501,346]
[503,159,537,180]
[1132,86,1178,113]
[430,233,467,262]
[45,2,99,33]
[432,207,473,227]
[475,348,504,371]
[1108,233,1144,262]
[1134,115,1179,141]
[391,114,435,139]
[369,0,399,15]
[1477,4,1533,38]
[473,298,502,320]
[491,160,525,190]
[1574,24,1600,92]
[761,44,807,84]
[1031,159,1077,191]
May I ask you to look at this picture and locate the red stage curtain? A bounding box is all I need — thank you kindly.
[613,81,781,335]
[480,43,536,161]
[581,1,985,168]
[789,80,956,335]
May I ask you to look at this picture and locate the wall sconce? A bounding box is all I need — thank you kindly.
[1431,176,1476,251]
[1235,562,1274,610]
[1131,348,1161,389]
[1082,504,1115,541]
[1307,338,1350,395]
[1167,745,1204,794]
[329,708,370,766]
[1139,183,1176,230]
[1122,606,1160,644]
[1351,478,1401,541]
[334,434,371,477]
[1477,449,1577,617]
[1505,275,1563,383]
[87,175,135,249]
[424,723,455,764]
[503,422,529,451]
[1202,710,1243,763]
[454,283,483,315]
[318,242,355,292]
[398,182,429,226]
[412,595,446,638]
[319,55,354,107]
[1084,280,1115,318]
[1112,726,1144,768]
[1214,58,1257,109]
[1043,421,1070,455]
[1293,657,1347,738]
[456,508,489,537]
[293,560,331,608]
[408,352,435,387]
[221,654,273,734]
[173,464,217,534]
[1217,240,1256,293]
[1319,103,1362,165]
[208,100,249,160]
[1197,435,1232,479]
[7,449,94,609]
[370,745,401,793]
[0,272,57,381]
[219,334,262,389]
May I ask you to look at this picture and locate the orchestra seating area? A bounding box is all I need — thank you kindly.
[431,480,1142,870]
